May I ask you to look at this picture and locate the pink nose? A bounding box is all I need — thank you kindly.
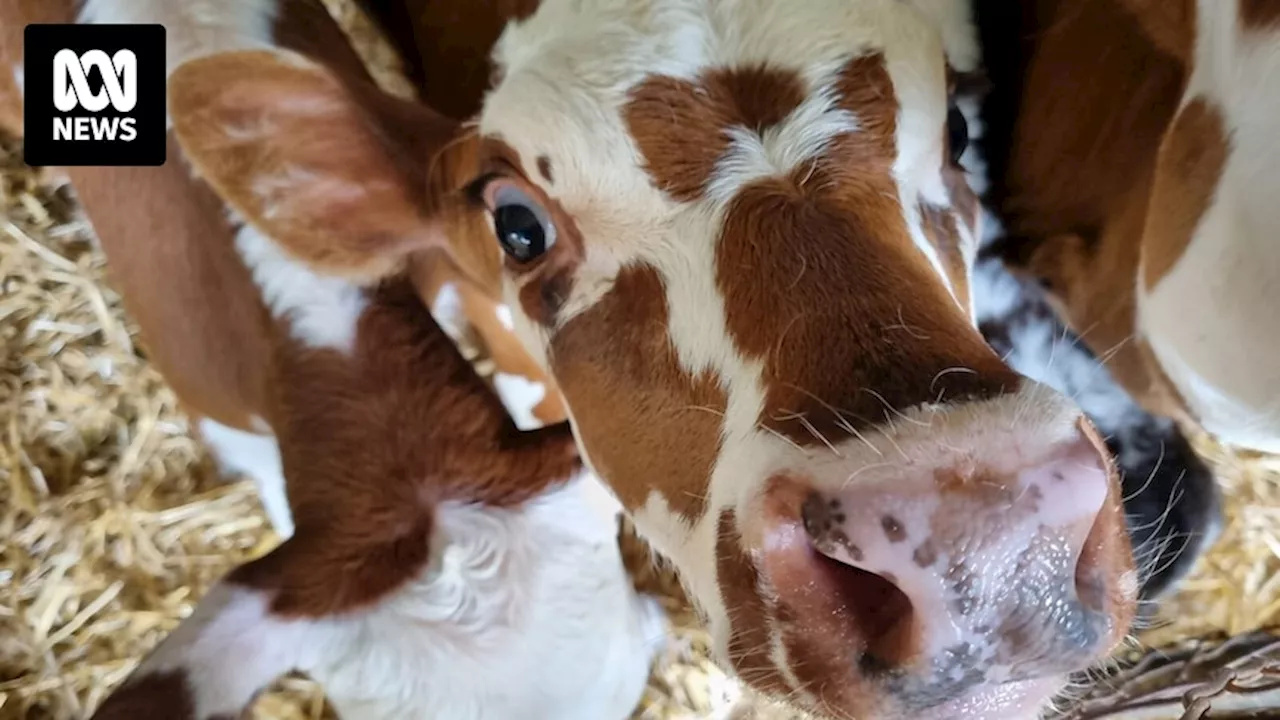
[795,422,1121,686]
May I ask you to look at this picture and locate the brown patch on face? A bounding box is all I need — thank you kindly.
[442,138,585,328]
[550,265,726,520]
[233,278,579,617]
[624,65,806,202]
[710,52,1015,446]
[832,54,898,157]
[1141,98,1229,291]
[1240,0,1280,30]
[407,251,569,425]
[92,670,196,720]
[919,202,970,314]
[717,171,1017,445]
[716,510,793,696]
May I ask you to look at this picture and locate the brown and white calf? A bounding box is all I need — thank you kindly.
[354,0,1223,615]
[965,0,1280,604]
[0,1,664,718]
[976,0,1280,458]
[142,1,1146,717]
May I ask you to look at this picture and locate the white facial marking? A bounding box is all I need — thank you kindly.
[197,417,294,539]
[704,79,857,206]
[495,303,515,330]
[491,372,548,431]
[428,281,468,343]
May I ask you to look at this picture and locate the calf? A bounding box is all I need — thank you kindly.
[0,0,663,717]
[976,2,1280,462]
[970,0,1280,604]
[158,1,1144,717]
[355,0,1221,615]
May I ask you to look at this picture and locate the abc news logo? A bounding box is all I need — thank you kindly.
[24,24,165,167]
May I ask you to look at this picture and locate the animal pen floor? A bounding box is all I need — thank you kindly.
[1,3,1279,719]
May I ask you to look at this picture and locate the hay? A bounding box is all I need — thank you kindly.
[0,2,1277,719]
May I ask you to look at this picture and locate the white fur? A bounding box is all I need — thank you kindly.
[428,281,468,344]
[1136,0,1280,453]
[12,64,22,95]
[130,472,666,720]
[495,304,515,330]
[703,80,856,206]
[491,372,548,431]
[197,417,294,539]
[233,223,368,353]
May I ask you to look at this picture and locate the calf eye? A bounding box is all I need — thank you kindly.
[490,184,556,263]
[947,104,969,164]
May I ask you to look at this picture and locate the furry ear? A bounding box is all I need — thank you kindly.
[169,49,460,281]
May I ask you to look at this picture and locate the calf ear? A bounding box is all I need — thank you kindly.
[168,49,459,280]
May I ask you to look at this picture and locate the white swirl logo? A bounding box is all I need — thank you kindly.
[52,49,137,113]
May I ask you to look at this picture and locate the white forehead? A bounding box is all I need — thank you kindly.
[478,0,980,210]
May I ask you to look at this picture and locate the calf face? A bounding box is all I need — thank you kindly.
[167,3,1137,716]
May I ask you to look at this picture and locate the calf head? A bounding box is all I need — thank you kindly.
[169,2,1136,715]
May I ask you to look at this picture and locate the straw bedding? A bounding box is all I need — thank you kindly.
[0,2,1277,718]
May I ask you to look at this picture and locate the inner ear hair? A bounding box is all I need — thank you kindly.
[168,49,462,282]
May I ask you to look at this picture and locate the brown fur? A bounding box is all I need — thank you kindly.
[1140,98,1230,290]
[1240,0,1280,30]
[409,252,569,424]
[986,0,1191,415]
[232,279,578,616]
[355,0,540,119]
[715,510,793,696]
[624,66,807,203]
[920,202,970,314]
[91,671,199,720]
[70,137,274,431]
[551,265,725,521]
[1,0,577,621]
[1116,0,1197,60]
[168,50,454,281]
[708,54,1017,445]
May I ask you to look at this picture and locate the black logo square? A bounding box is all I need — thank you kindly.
[23,24,166,167]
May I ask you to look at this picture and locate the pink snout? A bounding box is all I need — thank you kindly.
[757,419,1136,716]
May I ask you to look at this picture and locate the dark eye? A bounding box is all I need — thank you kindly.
[947,104,969,164]
[490,184,556,263]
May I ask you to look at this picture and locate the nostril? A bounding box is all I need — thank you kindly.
[800,492,916,665]
[811,550,916,666]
